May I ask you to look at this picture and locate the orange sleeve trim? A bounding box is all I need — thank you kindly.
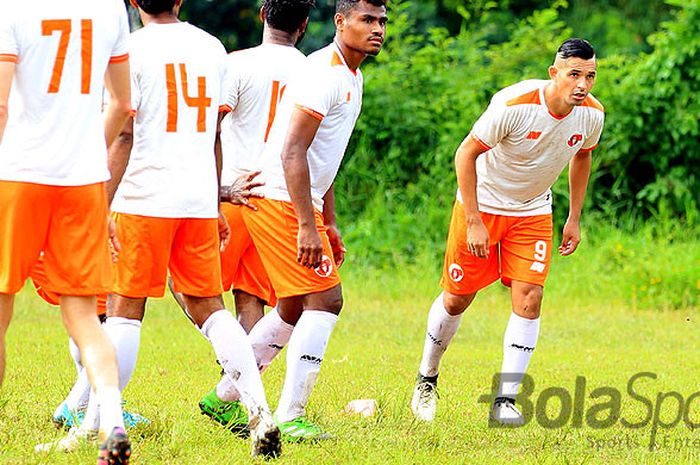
[471,134,492,152]
[129,109,137,118]
[506,89,541,106]
[0,53,18,63]
[295,104,324,121]
[109,53,129,64]
[579,144,598,153]
[219,104,233,114]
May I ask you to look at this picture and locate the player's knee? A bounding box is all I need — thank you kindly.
[305,285,343,315]
[443,292,474,315]
[517,286,543,318]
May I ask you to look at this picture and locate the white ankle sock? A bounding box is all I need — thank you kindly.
[104,317,142,391]
[81,390,100,432]
[498,312,540,399]
[418,293,462,377]
[96,385,124,434]
[274,310,338,423]
[201,310,270,415]
[62,368,91,411]
[215,308,294,402]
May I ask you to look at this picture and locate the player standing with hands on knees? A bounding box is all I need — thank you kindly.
[411,38,605,426]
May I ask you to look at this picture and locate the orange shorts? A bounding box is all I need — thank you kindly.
[220,203,277,307]
[0,181,113,295]
[240,199,340,299]
[440,201,553,295]
[113,213,223,298]
[30,255,108,315]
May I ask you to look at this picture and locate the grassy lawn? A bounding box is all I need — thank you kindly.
[0,232,698,464]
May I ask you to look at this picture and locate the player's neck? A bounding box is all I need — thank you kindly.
[141,12,180,26]
[262,28,296,47]
[334,38,365,71]
[543,82,573,118]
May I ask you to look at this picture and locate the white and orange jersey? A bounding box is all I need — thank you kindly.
[461,79,605,216]
[220,43,305,186]
[0,0,129,186]
[257,41,363,212]
[111,22,229,219]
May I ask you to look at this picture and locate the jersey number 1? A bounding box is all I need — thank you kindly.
[41,19,92,94]
[264,80,286,142]
[165,63,211,133]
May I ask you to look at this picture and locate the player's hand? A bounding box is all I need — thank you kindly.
[326,223,346,268]
[218,211,231,252]
[297,224,323,269]
[107,215,121,262]
[466,215,490,259]
[220,170,265,210]
[559,218,581,256]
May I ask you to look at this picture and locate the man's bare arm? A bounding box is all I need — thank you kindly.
[560,149,592,256]
[282,108,322,268]
[106,117,133,205]
[103,60,131,148]
[0,62,15,144]
[455,135,489,258]
[322,183,346,267]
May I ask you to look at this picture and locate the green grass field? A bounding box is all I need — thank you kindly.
[0,229,698,464]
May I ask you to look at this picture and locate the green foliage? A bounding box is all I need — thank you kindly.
[336,0,699,266]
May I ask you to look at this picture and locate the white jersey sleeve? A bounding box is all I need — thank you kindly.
[470,101,512,150]
[581,100,604,151]
[0,7,18,61]
[292,67,340,119]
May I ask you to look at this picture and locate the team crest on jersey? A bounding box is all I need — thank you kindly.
[567,134,583,147]
[448,263,464,282]
[315,255,334,278]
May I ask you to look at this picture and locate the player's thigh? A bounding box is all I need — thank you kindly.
[0,181,51,293]
[113,213,177,298]
[500,214,553,288]
[219,203,251,291]
[440,201,500,295]
[44,183,113,296]
[169,218,223,298]
[240,199,340,300]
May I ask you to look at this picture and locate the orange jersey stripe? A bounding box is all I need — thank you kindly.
[109,53,129,64]
[295,104,324,121]
[582,95,605,112]
[507,89,541,106]
[579,144,598,153]
[0,53,18,63]
[526,131,542,140]
[219,104,233,114]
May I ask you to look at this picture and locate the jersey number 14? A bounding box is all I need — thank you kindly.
[165,63,212,133]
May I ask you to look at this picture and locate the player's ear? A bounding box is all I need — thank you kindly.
[334,12,345,31]
[548,65,558,80]
[259,5,266,23]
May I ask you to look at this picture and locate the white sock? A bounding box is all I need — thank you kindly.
[201,310,270,415]
[80,390,100,432]
[498,312,540,399]
[418,293,462,377]
[104,317,142,391]
[275,310,338,423]
[62,368,91,411]
[216,308,294,402]
[68,337,82,376]
[96,385,124,434]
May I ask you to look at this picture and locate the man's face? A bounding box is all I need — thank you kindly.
[549,57,597,106]
[337,1,388,57]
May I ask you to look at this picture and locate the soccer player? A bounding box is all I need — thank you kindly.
[195,0,315,432]
[238,0,387,440]
[411,39,605,425]
[0,0,134,463]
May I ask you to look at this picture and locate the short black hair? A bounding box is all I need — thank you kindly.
[336,0,387,15]
[136,0,177,15]
[557,38,595,60]
[263,0,315,34]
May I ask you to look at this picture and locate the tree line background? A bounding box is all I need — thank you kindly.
[127,0,699,265]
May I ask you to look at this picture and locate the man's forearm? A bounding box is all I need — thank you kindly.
[283,146,316,227]
[568,151,592,221]
[322,184,337,226]
[106,132,133,206]
[0,105,7,143]
[455,142,481,222]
